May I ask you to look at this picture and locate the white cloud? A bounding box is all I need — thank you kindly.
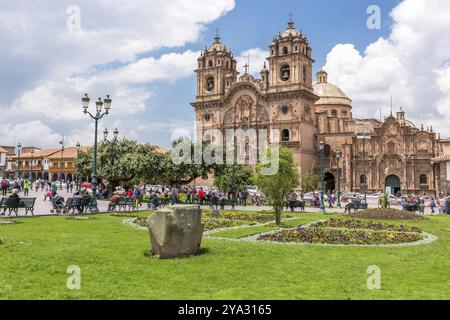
[0,0,235,147]
[236,48,269,77]
[323,0,450,136]
[0,121,62,147]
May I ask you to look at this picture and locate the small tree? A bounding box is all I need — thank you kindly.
[214,164,254,193]
[255,146,299,225]
[302,172,319,192]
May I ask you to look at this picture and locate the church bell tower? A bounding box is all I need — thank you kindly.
[267,19,314,93]
[195,35,239,102]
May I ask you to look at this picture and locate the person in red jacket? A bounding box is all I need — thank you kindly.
[197,187,205,206]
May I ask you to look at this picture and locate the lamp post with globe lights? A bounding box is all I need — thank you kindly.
[319,141,326,213]
[335,150,342,209]
[17,142,22,180]
[76,142,81,191]
[82,93,112,213]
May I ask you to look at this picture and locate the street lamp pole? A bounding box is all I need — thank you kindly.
[30,148,34,183]
[362,134,367,203]
[76,142,81,191]
[336,150,342,209]
[319,141,326,213]
[59,137,65,190]
[17,143,22,180]
[103,128,119,198]
[82,94,112,213]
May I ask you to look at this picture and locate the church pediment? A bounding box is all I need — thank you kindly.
[223,81,265,105]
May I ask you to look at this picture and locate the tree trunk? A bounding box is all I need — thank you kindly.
[274,206,282,226]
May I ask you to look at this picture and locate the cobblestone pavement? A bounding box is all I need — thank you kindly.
[0,189,441,218]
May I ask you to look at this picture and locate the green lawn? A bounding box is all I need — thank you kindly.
[1,211,449,300]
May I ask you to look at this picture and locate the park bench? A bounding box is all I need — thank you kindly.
[108,197,134,212]
[63,197,83,214]
[79,196,95,214]
[0,197,36,216]
[19,198,37,216]
[348,199,368,211]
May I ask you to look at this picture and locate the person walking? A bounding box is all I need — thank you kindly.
[430,196,436,214]
[197,187,205,206]
[1,178,8,196]
[185,187,192,204]
[446,197,450,215]
[23,179,30,197]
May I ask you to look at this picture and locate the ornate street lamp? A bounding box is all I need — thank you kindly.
[319,141,326,213]
[82,93,112,213]
[30,148,34,183]
[76,142,81,191]
[104,128,119,198]
[17,142,22,180]
[335,150,342,209]
[59,137,65,189]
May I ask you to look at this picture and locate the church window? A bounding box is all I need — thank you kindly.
[281,129,290,142]
[217,60,221,66]
[294,45,298,52]
[205,76,215,92]
[360,175,367,185]
[280,65,290,81]
[420,174,428,184]
[331,110,337,117]
[281,106,289,115]
[208,60,213,67]
[283,47,288,55]
[271,49,274,56]
[226,61,230,68]
[343,110,348,117]
[204,113,211,122]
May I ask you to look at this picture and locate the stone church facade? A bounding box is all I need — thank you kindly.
[192,19,443,196]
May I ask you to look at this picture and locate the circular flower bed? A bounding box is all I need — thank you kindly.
[348,208,424,220]
[257,218,430,246]
[311,218,422,233]
[258,227,423,245]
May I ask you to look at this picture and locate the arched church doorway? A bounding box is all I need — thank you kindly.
[324,172,336,193]
[385,175,401,196]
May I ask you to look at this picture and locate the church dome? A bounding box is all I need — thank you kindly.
[313,69,352,107]
[280,19,302,39]
[207,35,229,53]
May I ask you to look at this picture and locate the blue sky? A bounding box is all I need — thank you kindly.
[147,0,397,147]
[1,0,449,148]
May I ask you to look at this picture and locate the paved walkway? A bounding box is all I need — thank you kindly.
[0,189,441,218]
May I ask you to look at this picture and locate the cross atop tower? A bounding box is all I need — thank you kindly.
[243,62,249,74]
[288,13,294,29]
[243,55,250,74]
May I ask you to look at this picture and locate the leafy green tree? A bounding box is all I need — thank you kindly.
[302,172,319,192]
[255,146,299,225]
[161,138,227,186]
[74,139,166,191]
[214,164,254,193]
